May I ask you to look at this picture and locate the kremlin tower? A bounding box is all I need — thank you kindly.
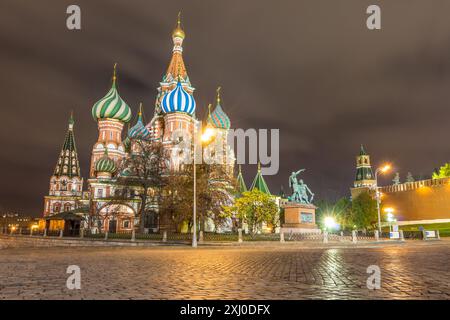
[354,144,376,188]
[350,144,376,199]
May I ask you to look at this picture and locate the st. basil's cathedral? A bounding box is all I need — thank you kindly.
[42,16,241,234]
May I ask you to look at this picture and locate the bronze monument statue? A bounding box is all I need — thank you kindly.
[288,169,314,204]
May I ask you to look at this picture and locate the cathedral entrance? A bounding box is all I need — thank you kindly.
[108,220,117,233]
[96,203,136,233]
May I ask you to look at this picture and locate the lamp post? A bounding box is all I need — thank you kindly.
[323,216,337,231]
[375,164,391,234]
[191,108,216,248]
[192,126,197,248]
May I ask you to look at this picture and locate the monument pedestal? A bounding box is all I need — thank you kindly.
[282,202,321,234]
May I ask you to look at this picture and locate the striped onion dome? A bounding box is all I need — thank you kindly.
[128,105,151,140]
[95,150,116,174]
[161,79,196,115]
[122,136,131,152]
[92,65,132,122]
[207,87,230,129]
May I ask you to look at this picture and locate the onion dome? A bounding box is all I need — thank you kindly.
[161,79,196,114]
[95,149,117,174]
[172,12,185,40]
[207,87,231,129]
[92,63,132,123]
[128,103,151,140]
[122,136,131,152]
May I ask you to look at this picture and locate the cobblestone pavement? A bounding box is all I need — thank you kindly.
[0,241,449,299]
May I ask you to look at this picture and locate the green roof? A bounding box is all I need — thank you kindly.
[359,144,367,156]
[250,163,270,195]
[236,165,247,194]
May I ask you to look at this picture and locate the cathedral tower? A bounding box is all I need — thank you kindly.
[205,87,235,174]
[90,64,131,177]
[153,13,197,170]
[43,113,83,216]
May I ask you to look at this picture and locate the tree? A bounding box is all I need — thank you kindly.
[116,140,168,233]
[406,172,415,183]
[225,189,278,236]
[432,163,450,179]
[351,191,377,229]
[160,163,236,233]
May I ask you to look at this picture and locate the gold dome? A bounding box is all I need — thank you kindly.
[172,12,185,39]
[172,26,185,39]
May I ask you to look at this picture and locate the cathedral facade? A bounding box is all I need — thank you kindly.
[43,16,235,233]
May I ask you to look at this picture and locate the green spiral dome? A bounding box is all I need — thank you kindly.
[95,151,117,174]
[92,66,131,122]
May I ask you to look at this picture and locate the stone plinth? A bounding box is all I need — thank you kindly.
[282,202,320,233]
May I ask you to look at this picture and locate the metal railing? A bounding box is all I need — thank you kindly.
[1,227,440,243]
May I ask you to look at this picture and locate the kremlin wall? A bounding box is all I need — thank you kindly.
[351,146,450,224]
[380,178,450,224]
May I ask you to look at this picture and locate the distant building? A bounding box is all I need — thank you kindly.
[0,212,39,232]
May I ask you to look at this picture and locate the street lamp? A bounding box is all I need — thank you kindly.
[375,164,391,234]
[192,106,216,248]
[324,216,337,231]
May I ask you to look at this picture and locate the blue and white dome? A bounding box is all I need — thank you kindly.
[128,111,151,141]
[161,80,196,115]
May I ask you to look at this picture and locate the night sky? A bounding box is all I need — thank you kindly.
[1,0,450,216]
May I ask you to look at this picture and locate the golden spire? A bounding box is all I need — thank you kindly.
[216,86,221,104]
[112,63,117,84]
[208,103,212,116]
[138,102,143,117]
[239,164,242,174]
[172,11,185,39]
[258,161,261,172]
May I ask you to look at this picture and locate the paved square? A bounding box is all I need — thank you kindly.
[0,241,449,299]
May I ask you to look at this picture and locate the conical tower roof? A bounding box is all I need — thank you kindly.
[250,163,271,195]
[236,165,247,194]
[359,144,367,155]
[166,12,188,81]
[53,112,81,178]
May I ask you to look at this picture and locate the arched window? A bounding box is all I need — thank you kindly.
[53,203,61,213]
[64,203,71,212]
